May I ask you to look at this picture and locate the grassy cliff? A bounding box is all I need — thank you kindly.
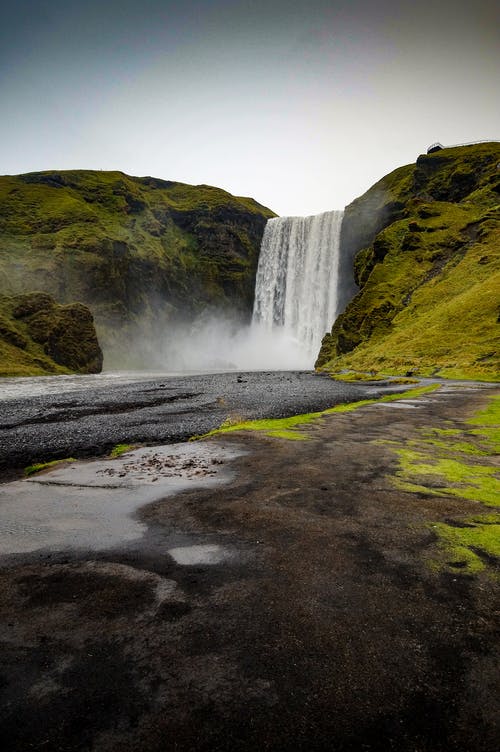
[0,292,102,376]
[317,143,500,380]
[0,171,275,366]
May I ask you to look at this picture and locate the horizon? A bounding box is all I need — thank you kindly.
[1,0,498,216]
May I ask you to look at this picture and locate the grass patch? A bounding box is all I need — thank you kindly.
[202,385,439,441]
[395,450,499,507]
[388,391,500,576]
[467,395,500,452]
[109,443,135,458]
[330,371,380,382]
[24,458,77,476]
[429,516,500,575]
[330,371,419,385]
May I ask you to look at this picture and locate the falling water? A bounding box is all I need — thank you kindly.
[252,210,344,367]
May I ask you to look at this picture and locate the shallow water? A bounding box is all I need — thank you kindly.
[0,371,192,401]
[0,442,242,556]
[167,544,232,565]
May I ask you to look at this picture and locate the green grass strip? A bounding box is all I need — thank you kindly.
[24,458,77,477]
[202,384,439,440]
[388,391,500,576]
[109,443,135,458]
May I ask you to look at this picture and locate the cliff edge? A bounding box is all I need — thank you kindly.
[317,142,500,380]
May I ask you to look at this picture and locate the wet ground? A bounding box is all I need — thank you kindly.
[0,442,242,555]
[0,379,498,751]
[0,370,406,477]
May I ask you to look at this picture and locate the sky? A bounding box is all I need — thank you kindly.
[1,0,498,216]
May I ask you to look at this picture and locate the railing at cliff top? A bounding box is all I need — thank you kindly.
[427,139,499,153]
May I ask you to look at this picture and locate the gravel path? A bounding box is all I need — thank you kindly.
[0,370,405,476]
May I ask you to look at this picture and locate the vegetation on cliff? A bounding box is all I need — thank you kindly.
[317,143,500,380]
[0,171,275,366]
[0,292,102,376]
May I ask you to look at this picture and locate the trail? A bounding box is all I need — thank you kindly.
[0,381,498,751]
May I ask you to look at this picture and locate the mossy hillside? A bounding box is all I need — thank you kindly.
[389,393,500,575]
[317,143,500,380]
[0,292,102,376]
[0,171,275,363]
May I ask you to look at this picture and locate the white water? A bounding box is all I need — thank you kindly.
[0,211,345,383]
[252,210,344,368]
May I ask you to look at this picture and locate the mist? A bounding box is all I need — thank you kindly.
[119,313,315,373]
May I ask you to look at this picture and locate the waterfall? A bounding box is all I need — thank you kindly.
[252,210,344,367]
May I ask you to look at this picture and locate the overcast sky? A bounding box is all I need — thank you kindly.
[1,0,498,215]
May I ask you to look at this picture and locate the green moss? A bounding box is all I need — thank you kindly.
[395,450,499,507]
[202,385,439,440]
[0,292,102,376]
[387,392,500,575]
[317,142,500,380]
[109,443,135,458]
[423,439,487,455]
[466,395,500,453]
[24,458,77,476]
[429,517,500,575]
[468,396,500,426]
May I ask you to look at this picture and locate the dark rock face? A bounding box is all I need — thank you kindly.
[1,292,102,376]
[43,303,102,373]
[335,172,411,318]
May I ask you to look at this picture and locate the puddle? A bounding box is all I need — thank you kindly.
[29,443,231,489]
[370,401,422,410]
[168,544,231,566]
[0,442,242,556]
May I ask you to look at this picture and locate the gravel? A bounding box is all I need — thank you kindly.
[0,370,403,475]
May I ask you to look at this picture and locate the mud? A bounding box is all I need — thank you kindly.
[0,382,498,751]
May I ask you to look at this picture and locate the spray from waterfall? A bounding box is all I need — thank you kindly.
[127,210,344,372]
[252,210,344,368]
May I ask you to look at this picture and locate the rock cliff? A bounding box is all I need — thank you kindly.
[0,171,275,367]
[0,292,102,376]
[317,142,500,380]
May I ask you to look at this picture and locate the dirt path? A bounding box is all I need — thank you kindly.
[0,383,498,751]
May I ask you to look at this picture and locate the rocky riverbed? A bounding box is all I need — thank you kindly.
[0,370,407,477]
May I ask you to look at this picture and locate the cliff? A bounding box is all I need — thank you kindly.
[317,142,500,380]
[0,171,275,366]
[0,292,102,376]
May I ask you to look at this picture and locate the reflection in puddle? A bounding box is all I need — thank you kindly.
[370,401,421,409]
[168,544,231,566]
